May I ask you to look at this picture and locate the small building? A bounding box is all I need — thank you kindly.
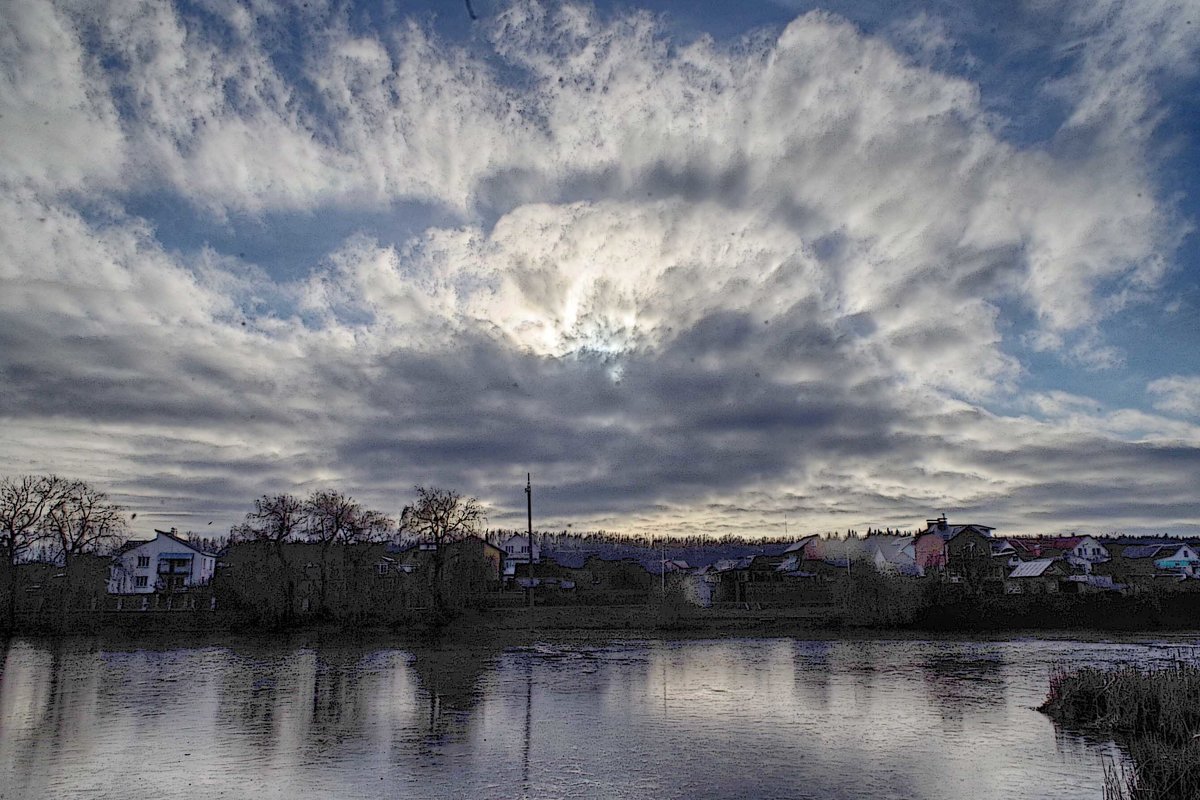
[1153,544,1200,573]
[1005,559,1068,593]
[108,529,218,594]
[500,534,541,577]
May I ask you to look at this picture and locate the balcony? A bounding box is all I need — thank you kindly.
[157,560,192,576]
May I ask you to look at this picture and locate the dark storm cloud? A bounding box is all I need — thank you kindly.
[0,311,297,427]
[326,305,913,522]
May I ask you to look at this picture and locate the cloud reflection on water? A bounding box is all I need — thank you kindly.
[0,635,1151,799]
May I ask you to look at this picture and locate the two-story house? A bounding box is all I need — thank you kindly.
[108,529,218,594]
[499,533,541,578]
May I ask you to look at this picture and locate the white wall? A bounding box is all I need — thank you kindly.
[107,532,216,594]
[500,534,541,564]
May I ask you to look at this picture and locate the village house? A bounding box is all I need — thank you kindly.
[863,535,921,576]
[1020,536,1111,571]
[944,527,1006,587]
[499,533,540,578]
[1084,541,1196,590]
[912,516,996,576]
[108,529,218,594]
[1152,543,1200,573]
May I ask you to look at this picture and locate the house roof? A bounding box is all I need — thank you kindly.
[1121,545,1166,559]
[805,537,868,560]
[711,557,754,572]
[115,539,153,555]
[919,518,995,541]
[775,554,802,573]
[783,536,819,554]
[866,536,915,564]
[1038,537,1084,551]
[1153,545,1198,561]
[1111,536,1184,547]
[919,525,994,542]
[1007,538,1043,555]
[155,529,219,557]
[118,530,216,558]
[1009,559,1058,578]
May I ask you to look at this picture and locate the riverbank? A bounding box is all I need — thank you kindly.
[9,599,1200,646]
[1041,659,1200,799]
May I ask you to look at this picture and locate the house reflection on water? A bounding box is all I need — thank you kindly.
[0,635,1151,799]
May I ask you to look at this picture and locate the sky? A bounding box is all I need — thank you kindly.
[2,0,1199,539]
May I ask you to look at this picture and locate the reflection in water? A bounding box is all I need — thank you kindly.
[522,653,532,796]
[408,643,498,749]
[0,634,1187,799]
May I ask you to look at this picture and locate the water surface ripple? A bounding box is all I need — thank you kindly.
[1,635,1190,799]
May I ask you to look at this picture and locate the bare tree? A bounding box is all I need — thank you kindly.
[232,493,305,624]
[39,480,127,614]
[401,486,485,613]
[303,490,394,613]
[305,490,358,547]
[0,475,73,628]
[44,480,127,569]
[234,493,305,544]
[347,508,394,545]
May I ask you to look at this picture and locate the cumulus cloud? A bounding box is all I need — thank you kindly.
[1148,375,1200,418]
[0,0,1197,536]
[0,0,125,193]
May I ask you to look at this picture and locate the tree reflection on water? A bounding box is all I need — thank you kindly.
[0,635,1150,800]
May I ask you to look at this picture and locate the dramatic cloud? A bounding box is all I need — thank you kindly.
[1,0,1197,537]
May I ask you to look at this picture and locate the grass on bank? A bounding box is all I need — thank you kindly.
[1040,656,1200,800]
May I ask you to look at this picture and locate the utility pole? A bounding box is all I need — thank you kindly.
[525,474,534,608]
[660,539,666,596]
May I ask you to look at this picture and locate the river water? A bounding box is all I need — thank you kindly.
[0,634,1192,799]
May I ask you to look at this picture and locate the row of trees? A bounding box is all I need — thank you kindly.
[1,474,491,629]
[229,486,486,548]
[226,486,486,622]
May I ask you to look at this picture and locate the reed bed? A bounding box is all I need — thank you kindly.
[1041,655,1200,799]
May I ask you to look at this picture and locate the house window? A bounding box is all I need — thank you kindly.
[137,556,150,568]
[376,563,389,576]
[135,576,148,588]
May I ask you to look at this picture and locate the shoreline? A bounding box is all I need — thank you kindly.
[6,605,1200,649]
